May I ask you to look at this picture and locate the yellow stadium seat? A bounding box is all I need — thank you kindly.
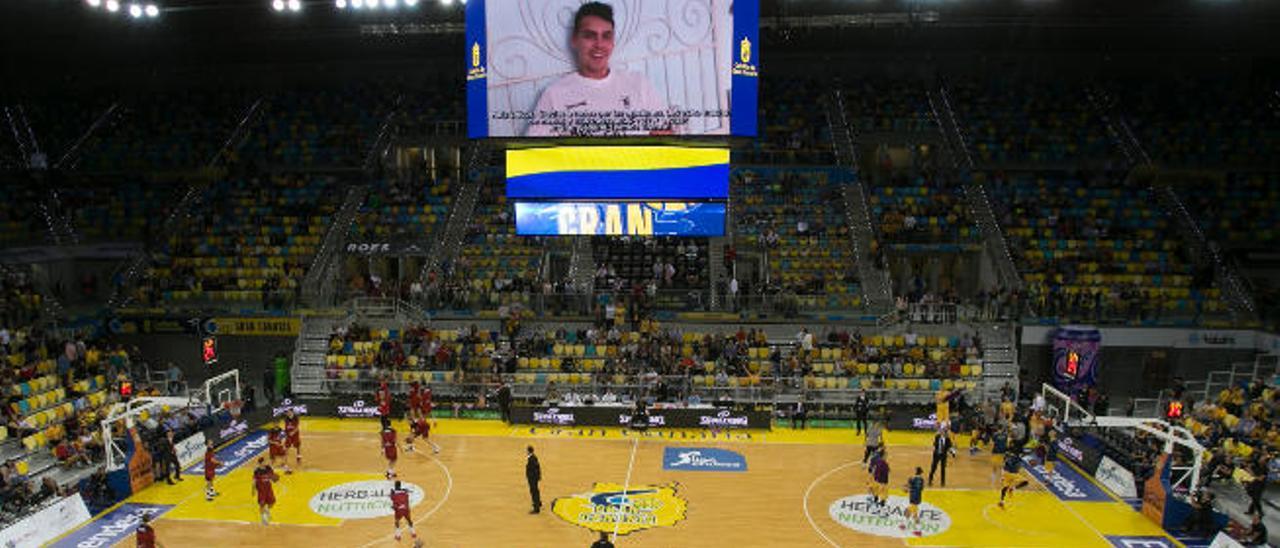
[970,365,983,376]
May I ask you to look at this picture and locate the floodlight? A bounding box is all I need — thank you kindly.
[145,3,158,16]
[128,3,143,17]
[336,0,347,8]
[86,0,102,8]
[287,0,301,11]
[440,0,450,6]
[384,0,397,8]
[106,0,120,12]
[272,0,285,11]
[404,0,417,6]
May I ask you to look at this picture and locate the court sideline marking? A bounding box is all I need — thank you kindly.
[611,436,640,543]
[803,460,863,548]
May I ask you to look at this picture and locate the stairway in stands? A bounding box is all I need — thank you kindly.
[978,323,1019,400]
[291,313,346,396]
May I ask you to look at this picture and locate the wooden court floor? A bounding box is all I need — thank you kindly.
[54,418,1177,547]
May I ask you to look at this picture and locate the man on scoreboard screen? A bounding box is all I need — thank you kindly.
[525,2,674,137]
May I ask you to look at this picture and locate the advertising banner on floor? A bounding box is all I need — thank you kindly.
[0,494,92,548]
[185,430,269,477]
[662,447,747,472]
[1021,455,1112,502]
[49,503,173,548]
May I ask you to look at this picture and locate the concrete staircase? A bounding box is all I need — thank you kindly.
[302,184,368,307]
[825,88,893,313]
[978,323,1019,402]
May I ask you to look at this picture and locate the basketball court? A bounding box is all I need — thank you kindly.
[45,418,1178,547]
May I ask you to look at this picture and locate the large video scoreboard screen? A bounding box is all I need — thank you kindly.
[508,146,727,236]
[467,0,759,138]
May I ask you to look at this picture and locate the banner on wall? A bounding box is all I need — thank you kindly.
[1095,456,1138,499]
[174,432,208,470]
[0,493,92,548]
[1052,325,1101,395]
[204,317,300,336]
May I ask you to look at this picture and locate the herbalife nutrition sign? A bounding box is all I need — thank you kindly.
[828,495,952,538]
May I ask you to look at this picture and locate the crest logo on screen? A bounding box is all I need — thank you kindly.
[733,36,758,77]
[467,42,486,81]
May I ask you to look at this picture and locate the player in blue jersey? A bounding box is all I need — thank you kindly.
[990,426,1008,486]
[903,467,926,536]
[998,444,1030,509]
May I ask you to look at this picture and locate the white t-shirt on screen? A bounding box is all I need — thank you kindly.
[525,70,670,137]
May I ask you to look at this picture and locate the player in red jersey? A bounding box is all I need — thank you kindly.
[284,409,302,469]
[268,422,291,474]
[135,512,163,548]
[381,416,398,479]
[420,385,433,417]
[377,379,393,418]
[203,439,222,501]
[404,409,440,455]
[390,479,417,542]
[408,381,422,417]
[252,457,280,525]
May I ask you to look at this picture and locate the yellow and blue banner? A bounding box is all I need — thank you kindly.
[506,146,729,200]
[515,201,725,237]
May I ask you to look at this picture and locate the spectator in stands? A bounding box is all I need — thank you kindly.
[165,362,184,396]
[1244,512,1267,547]
[1184,490,1217,538]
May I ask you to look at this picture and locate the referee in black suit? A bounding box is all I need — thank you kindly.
[928,426,954,486]
[526,445,542,514]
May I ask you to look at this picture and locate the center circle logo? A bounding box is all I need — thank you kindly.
[828,495,952,538]
[309,480,424,519]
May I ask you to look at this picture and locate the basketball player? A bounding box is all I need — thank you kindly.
[252,456,280,525]
[405,409,440,455]
[381,416,398,479]
[268,421,290,474]
[377,378,393,418]
[868,448,890,509]
[998,445,1029,509]
[420,385,434,418]
[1038,430,1058,475]
[390,479,418,542]
[990,426,1009,486]
[135,512,163,548]
[284,409,302,469]
[934,388,953,427]
[203,439,222,501]
[903,467,925,536]
[408,381,422,418]
[999,396,1016,424]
